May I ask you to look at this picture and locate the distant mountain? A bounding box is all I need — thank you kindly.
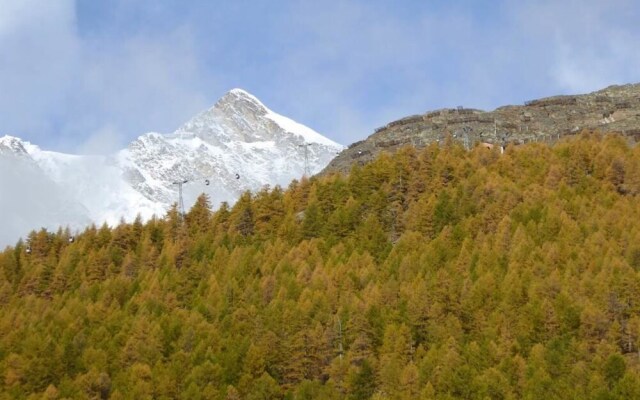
[325,83,640,174]
[0,89,343,247]
[118,89,342,209]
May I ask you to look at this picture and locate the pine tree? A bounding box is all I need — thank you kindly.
[186,193,213,236]
[230,192,255,237]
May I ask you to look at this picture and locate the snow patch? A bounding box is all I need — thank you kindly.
[265,110,342,147]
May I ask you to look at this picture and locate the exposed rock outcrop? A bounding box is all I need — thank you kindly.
[324,83,640,174]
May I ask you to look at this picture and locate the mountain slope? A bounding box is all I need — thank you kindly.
[0,89,343,247]
[2,135,640,398]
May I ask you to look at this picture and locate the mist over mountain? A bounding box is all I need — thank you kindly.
[0,150,91,247]
[0,89,343,247]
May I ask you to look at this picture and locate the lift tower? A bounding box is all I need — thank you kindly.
[298,143,313,177]
[172,179,188,217]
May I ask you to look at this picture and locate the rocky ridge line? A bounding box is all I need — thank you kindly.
[324,83,640,174]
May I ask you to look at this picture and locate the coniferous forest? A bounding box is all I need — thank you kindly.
[3,133,640,399]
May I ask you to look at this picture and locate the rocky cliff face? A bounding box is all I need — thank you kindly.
[324,83,640,174]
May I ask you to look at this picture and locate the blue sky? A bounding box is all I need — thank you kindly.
[1,0,639,153]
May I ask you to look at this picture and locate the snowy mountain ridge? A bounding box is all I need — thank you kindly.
[0,89,344,247]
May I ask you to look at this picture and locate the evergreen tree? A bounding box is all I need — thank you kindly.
[0,134,639,397]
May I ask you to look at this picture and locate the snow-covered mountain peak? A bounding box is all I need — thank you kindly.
[0,135,29,156]
[1,90,343,247]
[215,88,267,117]
[117,89,344,214]
[0,135,51,161]
[0,134,20,144]
[173,88,342,149]
[220,89,342,147]
[225,88,267,109]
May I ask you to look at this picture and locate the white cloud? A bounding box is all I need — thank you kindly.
[0,0,80,139]
[507,0,640,94]
[262,1,448,144]
[76,125,126,155]
[0,155,91,248]
[1,0,639,152]
[0,0,217,153]
[0,0,74,37]
[63,26,213,154]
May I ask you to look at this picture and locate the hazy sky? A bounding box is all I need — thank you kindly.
[1,0,639,153]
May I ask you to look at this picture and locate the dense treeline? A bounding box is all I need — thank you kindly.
[2,133,640,399]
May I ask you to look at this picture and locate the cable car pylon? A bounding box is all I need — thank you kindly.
[172,179,188,217]
[298,142,313,177]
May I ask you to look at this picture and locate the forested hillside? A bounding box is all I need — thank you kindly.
[2,133,640,399]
